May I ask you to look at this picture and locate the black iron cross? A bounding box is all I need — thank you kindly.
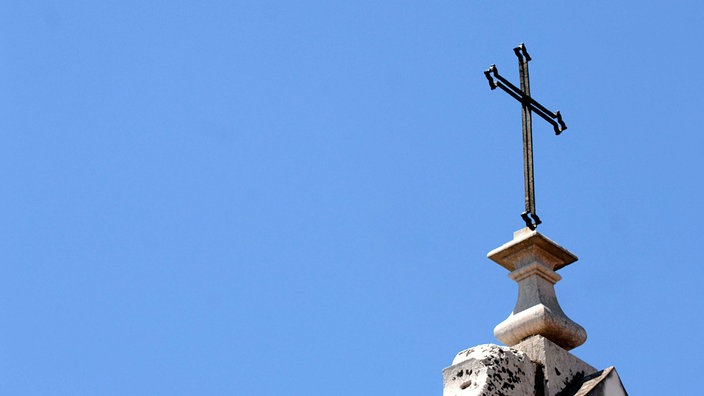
[484,43,567,230]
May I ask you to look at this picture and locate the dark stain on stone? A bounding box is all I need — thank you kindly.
[535,364,546,396]
[502,381,516,390]
[555,371,587,396]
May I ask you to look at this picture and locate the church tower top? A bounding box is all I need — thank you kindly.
[441,44,627,395]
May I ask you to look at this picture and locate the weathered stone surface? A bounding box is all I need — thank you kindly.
[443,338,628,395]
[489,228,587,350]
[443,344,535,396]
[514,335,596,396]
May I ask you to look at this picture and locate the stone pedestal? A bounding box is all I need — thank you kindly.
[514,335,595,395]
[441,228,628,395]
[488,228,586,350]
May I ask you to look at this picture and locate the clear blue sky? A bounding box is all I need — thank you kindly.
[1,2,702,395]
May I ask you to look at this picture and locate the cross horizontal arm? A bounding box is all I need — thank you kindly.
[484,65,567,135]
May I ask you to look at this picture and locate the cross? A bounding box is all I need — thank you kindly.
[484,43,567,230]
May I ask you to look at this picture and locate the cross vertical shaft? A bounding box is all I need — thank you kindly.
[515,45,539,227]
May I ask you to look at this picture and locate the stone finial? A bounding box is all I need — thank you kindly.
[488,228,586,350]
